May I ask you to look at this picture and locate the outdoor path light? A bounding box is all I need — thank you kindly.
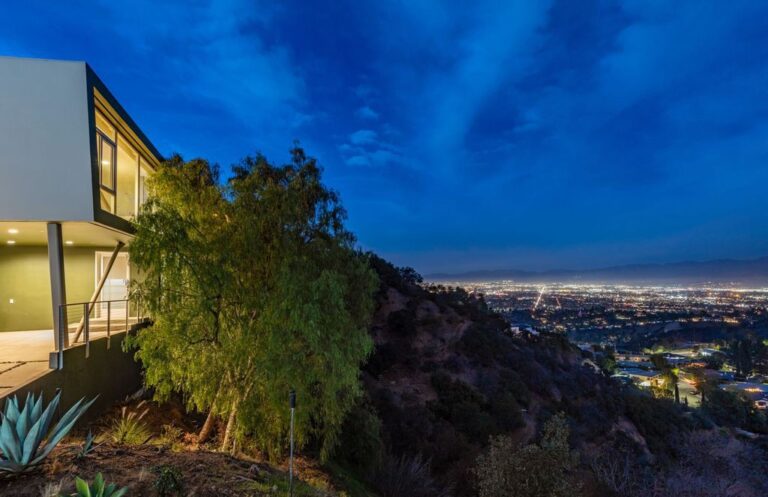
[289,389,296,497]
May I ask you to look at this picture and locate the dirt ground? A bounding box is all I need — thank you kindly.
[0,400,341,497]
[1,443,282,496]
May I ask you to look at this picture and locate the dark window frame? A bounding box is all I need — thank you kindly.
[97,131,117,193]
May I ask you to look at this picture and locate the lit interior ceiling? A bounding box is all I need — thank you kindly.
[0,221,132,247]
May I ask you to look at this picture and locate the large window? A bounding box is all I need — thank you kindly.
[96,112,116,213]
[116,135,138,218]
[95,109,153,219]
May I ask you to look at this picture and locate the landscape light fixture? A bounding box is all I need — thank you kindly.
[289,389,296,497]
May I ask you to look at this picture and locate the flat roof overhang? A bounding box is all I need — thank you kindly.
[0,221,132,247]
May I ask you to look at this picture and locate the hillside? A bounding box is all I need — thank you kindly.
[350,256,768,497]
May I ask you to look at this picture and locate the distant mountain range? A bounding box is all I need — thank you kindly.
[426,256,768,285]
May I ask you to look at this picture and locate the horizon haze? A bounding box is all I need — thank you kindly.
[427,254,768,286]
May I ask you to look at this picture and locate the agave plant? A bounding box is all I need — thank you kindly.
[0,391,95,475]
[76,430,99,459]
[65,473,127,497]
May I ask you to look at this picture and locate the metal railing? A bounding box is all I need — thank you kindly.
[54,297,145,368]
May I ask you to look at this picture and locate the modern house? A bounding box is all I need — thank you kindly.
[0,56,161,399]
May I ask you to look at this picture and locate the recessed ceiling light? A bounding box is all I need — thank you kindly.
[7,240,16,245]
[7,228,18,234]
[65,240,74,245]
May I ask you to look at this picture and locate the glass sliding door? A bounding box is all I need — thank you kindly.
[95,252,130,318]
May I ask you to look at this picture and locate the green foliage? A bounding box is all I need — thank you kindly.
[430,372,497,441]
[597,352,617,374]
[335,402,384,475]
[63,473,127,497]
[729,337,768,377]
[245,472,326,497]
[373,453,444,497]
[429,371,524,442]
[152,465,184,497]
[650,354,680,402]
[704,389,768,433]
[126,147,378,460]
[498,368,530,407]
[623,392,692,457]
[107,403,151,445]
[0,392,95,476]
[474,413,580,497]
[157,424,184,450]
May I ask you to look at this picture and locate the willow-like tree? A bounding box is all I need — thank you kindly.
[126,147,377,460]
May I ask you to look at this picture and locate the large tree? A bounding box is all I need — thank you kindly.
[126,147,377,460]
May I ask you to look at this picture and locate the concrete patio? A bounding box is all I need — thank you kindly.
[0,330,52,397]
[0,318,137,398]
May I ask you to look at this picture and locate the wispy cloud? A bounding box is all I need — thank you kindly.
[355,105,379,120]
[4,0,768,271]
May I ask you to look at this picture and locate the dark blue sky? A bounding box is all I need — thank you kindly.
[3,1,768,273]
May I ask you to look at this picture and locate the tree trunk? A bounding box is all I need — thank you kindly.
[220,399,239,453]
[198,410,217,443]
[674,381,680,404]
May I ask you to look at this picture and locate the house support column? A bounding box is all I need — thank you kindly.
[47,222,68,368]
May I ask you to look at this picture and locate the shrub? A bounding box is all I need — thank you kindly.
[498,368,530,407]
[489,392,524,431]
[156,424,184,450]
[430,373,498,441]
[622,392,691,458]
[474,413,580,497]
[335,402,384,475]
[364,342,399,376]
[107,402,151,445]
[373,453,445,497]
[0,392,95,476]
[64,473,127,497]
[704,389,768,433]
[152,465,184,497]
[388,309,417,336]
[458,325,514,366]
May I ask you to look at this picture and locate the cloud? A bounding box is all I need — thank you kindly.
[6,0,768,271]
[340,129,404,167]
[348,129,378,145]
[355,106,379,120]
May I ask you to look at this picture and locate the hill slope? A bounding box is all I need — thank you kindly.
[353,256,768,497]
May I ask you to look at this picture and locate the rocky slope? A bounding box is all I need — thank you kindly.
[353,256,768,497]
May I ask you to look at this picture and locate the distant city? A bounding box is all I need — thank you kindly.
[446,281,768,409]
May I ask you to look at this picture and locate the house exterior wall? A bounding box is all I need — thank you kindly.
[0,57,93,222]
[0,245,115,332]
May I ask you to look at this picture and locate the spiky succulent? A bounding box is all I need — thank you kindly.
[76,430,98,459]
[66,473,128,497]
[0,391,95,475]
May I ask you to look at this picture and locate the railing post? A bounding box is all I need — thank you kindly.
[84,302,90,359]
[57,305,64,370]
[107,300,111,350]
[125,299,129,333]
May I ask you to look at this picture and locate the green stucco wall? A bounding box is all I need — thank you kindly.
[0,245,115,332]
